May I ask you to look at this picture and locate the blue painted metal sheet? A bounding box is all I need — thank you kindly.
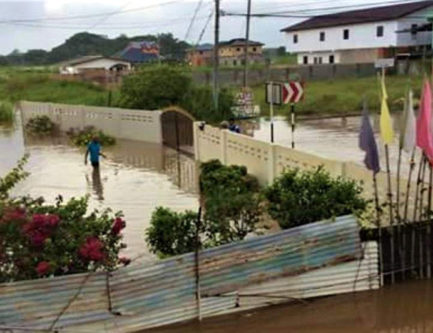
[0,215,361,332]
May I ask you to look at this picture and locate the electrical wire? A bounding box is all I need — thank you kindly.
[195,10,214,46]
[222,0,433,18]
[0,0,182,24]
[185,0,205,41]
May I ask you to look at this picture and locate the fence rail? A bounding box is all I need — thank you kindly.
[18,101,163,143]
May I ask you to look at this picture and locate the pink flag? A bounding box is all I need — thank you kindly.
[416,80,433,163]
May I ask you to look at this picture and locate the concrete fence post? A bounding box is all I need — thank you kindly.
[267,144,277,185]
[193,122,200,161]
[220,130,228,165]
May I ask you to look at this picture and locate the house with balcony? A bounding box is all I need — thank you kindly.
[281,0,433,65]
[186,39,265,67]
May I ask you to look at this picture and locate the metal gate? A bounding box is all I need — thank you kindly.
[161,108,195,155]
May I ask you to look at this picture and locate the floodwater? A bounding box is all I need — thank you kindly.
[150,280,433,333]
[252,115,414,175]
[0,122,199,260]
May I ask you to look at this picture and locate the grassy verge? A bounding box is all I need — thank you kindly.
[0,68,114,107]
[252,75,423,117]
[0,66,425,122]
[0,101,13,123]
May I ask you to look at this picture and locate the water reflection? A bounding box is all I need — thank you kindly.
[0,127,199,259]
[85,166,104,201]
[149,280,433,333]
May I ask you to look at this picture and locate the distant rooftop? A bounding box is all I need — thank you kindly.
[59,55,129,67]
[118,41,159,63]
[220,38,264,46]
[281,0,433,32]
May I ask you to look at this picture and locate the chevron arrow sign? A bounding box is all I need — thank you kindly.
[283,82,304,104]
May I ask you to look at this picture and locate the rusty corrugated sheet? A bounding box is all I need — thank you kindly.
[0,215,363,332]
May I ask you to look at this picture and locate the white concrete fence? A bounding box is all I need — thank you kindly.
[193,122,418,221]
[19,101,162,143]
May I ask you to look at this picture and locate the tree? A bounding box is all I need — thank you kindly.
[119,64,192,110]
[119,64,233,122]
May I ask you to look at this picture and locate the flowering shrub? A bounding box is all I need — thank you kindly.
[0,157,129,282]
[67,126,116,147]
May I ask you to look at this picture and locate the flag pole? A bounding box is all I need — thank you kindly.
[412,154,426,274]
[426,162,432,279]
[417,154,427,279]
[373,172,384,286]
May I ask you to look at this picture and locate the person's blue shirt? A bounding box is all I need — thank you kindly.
[229,124,240,133]
[87,141,101,163]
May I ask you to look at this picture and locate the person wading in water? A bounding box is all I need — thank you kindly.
[84,136,106,168]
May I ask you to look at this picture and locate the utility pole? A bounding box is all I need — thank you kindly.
[243,0,252,88]
[213,0,220,112]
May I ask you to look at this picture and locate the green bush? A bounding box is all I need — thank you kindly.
[119,64,192,110]
[0,157,129,282]
[264,166,367,229]
[0,100,13,123]
[200,160,261,246]
[118,64,234,123]
[146,207,199,257]
[25,115,56,135]
[67,126,116,147]
[145,160,262,257]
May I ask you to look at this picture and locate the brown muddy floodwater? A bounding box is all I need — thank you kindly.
[0,123,199,260]
[2,116,433,332]
[252,115,414,175]
[150,280,433,333]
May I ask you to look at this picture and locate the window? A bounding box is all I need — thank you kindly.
[236,47,241,52]
[253,47,257,52]
[293,34,298,44]
[318,57,323,64]
[329,55,335,64]
[377,26,384,37]
[313,57,318,64]
[320,32,325,42]
[343,29,349,40]
[303,56,308,64]
[233,60,237,66]
[411,24,418,40]
[199,51,203,55]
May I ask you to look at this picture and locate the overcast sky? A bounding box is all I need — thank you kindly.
[0,0,414,55]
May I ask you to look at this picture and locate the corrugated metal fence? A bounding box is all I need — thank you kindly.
[0,216,378,332]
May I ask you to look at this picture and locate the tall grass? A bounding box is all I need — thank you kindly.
[0,101,14,123]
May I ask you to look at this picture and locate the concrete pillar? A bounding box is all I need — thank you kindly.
[267,144,277,185]
[220,129,228,165]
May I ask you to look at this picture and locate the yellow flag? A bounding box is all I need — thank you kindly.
[380,72,394,144]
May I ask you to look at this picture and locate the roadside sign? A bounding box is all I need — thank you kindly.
[265,82,282,105]
[283,82,304,104]
[375,58,395,69]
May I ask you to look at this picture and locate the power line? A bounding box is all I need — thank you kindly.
[0,0,182,24]
[8,16,209,31]
[195,10,214,46]
[222,0,433,18]
[185,0,205,41]
[87,1,134,30]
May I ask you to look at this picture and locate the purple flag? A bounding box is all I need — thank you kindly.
[359,105,380,174]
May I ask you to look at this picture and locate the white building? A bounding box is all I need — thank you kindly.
[59,55,132,75]
[281,1,433,65]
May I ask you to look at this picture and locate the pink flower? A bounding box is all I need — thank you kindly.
[30,231,48,247]
[36,261,50,276]
[22,214,60,247]
[119,257,131,266]
[111,217,126,236]
[2,207,27,223]
[79,237,105,262]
